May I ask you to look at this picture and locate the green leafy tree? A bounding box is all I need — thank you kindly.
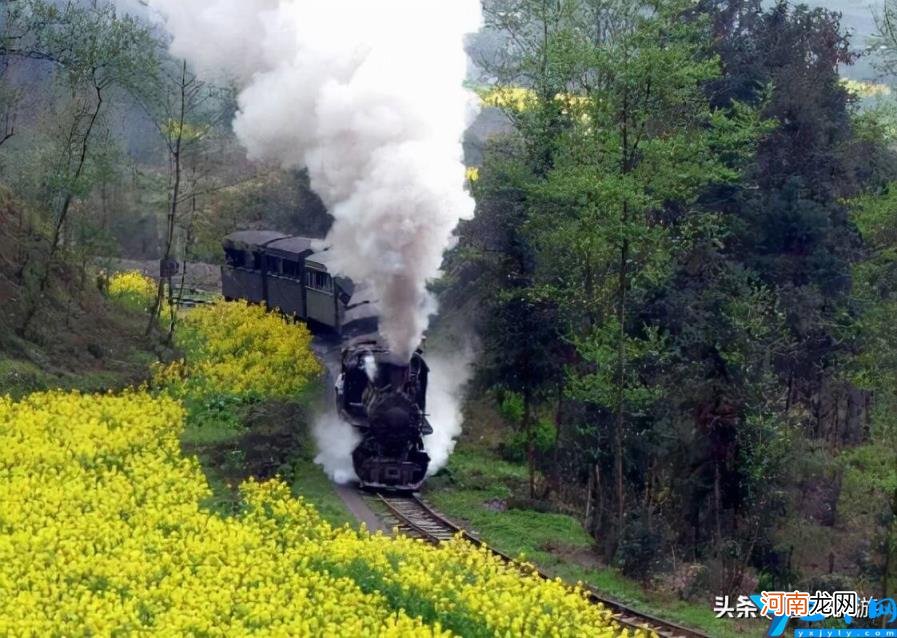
[842,175,897,601]
[1,0,157,332]
[706,0,871,445]
[529,3,767,555]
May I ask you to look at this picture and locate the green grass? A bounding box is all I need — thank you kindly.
[290,455,354,528]
[436,448,529,487]
[0,347,157,398]
[0,357,56,398]
[432,488,594,558]
[178,393,354,528]
[180,396,247,447]
[180,410,246,516]
[0,289,163,399]
[426,447,758,638]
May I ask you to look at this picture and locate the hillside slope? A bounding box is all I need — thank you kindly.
[0,191,158,397]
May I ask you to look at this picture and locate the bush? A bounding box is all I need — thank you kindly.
[496,391,557,464]
[501,417,556,464]
[615,507,669,581]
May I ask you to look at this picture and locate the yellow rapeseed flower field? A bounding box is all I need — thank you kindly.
[478,86,590,113]
[107,270,174,323]
[0,390,642,636]
[0,298,646,636]
[153,299,322,400]
[107,270,158,313]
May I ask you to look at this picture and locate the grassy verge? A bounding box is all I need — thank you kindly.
[425,446,759,638]
[179,394,353,526]
[0,308,158,399]
[289,428,356,528]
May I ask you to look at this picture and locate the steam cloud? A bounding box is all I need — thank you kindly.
[312,410,360,484]
[147,0,482,359]
[423,348,474,474]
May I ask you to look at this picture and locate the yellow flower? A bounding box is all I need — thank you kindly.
[153,299,322,401]
[0,389,640,636]
[478,86,590,114]
[107,271,158,313]
[0,292,643,636]
[107,270,174,322]
[840,78,891,99]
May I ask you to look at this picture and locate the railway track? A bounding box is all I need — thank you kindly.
[373,492,709,638]
[171,289,216,308]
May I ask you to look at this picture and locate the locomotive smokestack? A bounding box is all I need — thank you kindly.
[146,0,483,360]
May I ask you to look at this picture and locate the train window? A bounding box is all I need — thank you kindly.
[264,255,281,274]
[224,249,245,268]
[252,253,262,271]
[305,270,332,293]
[282,260,300,278]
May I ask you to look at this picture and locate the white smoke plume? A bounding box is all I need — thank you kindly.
[147,0,481,359]
[423,347,474,474]
[363,354,377,383]
[312,410,360,484]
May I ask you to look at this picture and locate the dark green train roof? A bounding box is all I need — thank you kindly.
[222,230,288,251]
[266,236,316,260]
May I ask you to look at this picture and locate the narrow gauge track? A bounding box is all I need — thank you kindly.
[373,492,709,638]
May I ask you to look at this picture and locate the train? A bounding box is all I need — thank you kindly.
[220,231,431,490]
[337,339,432,489]
[221,230,377,336]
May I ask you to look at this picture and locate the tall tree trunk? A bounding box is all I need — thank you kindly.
[714,460,723,553]
[20,81,104,334]
[525,387,535,499]
[595,462,603,533]
[612,73,632,554]
[613,232,628,550]
[171,176,198,341]
[551,382,563,498]
[148,61,188,337]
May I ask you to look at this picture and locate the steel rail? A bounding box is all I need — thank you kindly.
[372,491,710,638]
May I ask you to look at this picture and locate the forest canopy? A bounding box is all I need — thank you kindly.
[448,0,897,598]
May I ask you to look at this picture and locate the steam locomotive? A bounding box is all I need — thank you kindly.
[220,231,431,490]
[337,340,431,489]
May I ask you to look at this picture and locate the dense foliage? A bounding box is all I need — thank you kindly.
[451,0,897,597]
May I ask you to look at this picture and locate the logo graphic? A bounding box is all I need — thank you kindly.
[712,592,897,637]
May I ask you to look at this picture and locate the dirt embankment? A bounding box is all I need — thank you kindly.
[0,192,162,396]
